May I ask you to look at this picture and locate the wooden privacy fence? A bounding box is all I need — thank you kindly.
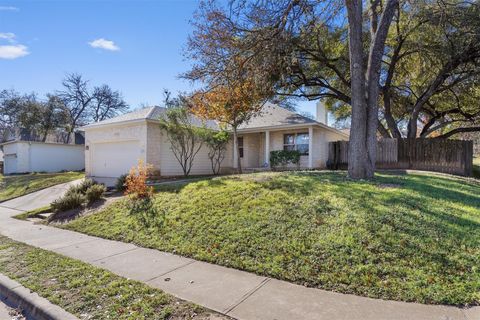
[328,138,474,176]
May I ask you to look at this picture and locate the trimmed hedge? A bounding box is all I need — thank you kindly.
[270,150,301,169]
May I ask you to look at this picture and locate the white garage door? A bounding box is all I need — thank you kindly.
[91,141,142,177]
[3,154,17,175]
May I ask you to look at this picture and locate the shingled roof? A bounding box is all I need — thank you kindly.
[83,106,165,128]
[82,103,348,138]
[239,103,317,130]
[82,106,219,130]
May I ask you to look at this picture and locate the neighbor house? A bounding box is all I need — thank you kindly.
[0,131,85,175]
[82,102,348,185]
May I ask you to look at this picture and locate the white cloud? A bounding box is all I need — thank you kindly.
[88,38,120,51]
[0,32,29,59]
[0,32,16,43]
[0,6,19,11]
[0,44,29,59]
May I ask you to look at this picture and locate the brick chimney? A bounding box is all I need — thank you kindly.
[316,101,328,125]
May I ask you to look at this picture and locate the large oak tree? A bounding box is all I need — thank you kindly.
[184,0,480,179]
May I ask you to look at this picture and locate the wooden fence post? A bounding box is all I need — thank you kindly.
[464,140,473,176]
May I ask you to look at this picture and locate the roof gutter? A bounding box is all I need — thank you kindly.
[81,118,148,130]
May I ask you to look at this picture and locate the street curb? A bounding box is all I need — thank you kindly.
[0,273,78,320]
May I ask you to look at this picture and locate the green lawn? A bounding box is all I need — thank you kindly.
[0,235,224,320]
[0,172,84,202]
[13,205,51,220]
[61,171,480,306]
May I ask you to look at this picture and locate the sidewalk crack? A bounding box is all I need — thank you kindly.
[52,238,99,250]
[145,260,197,283]
[223,278,271,314]
[91,247,140,262]
[0,205,25,212]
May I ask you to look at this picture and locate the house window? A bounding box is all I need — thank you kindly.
[238,137,244,158]
[283,133,309,155]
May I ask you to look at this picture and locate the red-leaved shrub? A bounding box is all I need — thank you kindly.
[125,160,154,200]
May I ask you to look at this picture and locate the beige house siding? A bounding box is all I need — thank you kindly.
[146,122,162,172]
[240,127,347,169]
[159,129,234,176]
[269,129,311,167]
[239,133,261,168]
[313,129,348,168]
[258,132,266,165]
[84,120,347,181]
[311,128,326,168]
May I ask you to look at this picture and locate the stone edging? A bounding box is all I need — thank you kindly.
[0,273,78,320]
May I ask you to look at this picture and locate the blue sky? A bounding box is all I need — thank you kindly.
[0,0,315,115]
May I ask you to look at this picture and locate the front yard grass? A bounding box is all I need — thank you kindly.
[62,171,480,306]
[0,235,224,320]
[0,172,84,202]
[13,205,51,220]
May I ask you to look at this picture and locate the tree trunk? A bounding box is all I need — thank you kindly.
[42,128,49,142]
[378,122,391,138]
[383,92,402,138]
[407,110,419,138]
[346,0,368,179]
[65,130,72,144]
[365,0,399,178]
[346,0,398,179]
[232,127,242,174]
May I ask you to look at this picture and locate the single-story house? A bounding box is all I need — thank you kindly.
[82,102,348,185]
[1,134,85,175]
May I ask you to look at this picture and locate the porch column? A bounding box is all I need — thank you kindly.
[233,136,238,169]
[308,126,313,168]
[265,130,270,167]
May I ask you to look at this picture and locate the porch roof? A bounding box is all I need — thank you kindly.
[239,103,316,130]
[238,103,348,138]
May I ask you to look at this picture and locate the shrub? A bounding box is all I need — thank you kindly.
[50,179,106,214]
[125,160,162,226]
[67,179,96,196]
[125,160,153,200]
[202,129,230,175]
[125,196,163,227]
[158,106,205,177]
[51,192,86,213]
[85,184,107,205]
[270,150,301,169]
[115,174,128,192]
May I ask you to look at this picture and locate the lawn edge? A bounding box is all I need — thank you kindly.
[0,173,85,204]
[59,170,480,307]
[0,273,78,320]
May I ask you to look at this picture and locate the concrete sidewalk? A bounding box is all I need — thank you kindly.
[0,182,478,320]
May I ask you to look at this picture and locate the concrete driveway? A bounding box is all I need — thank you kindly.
[0,179,82,213]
